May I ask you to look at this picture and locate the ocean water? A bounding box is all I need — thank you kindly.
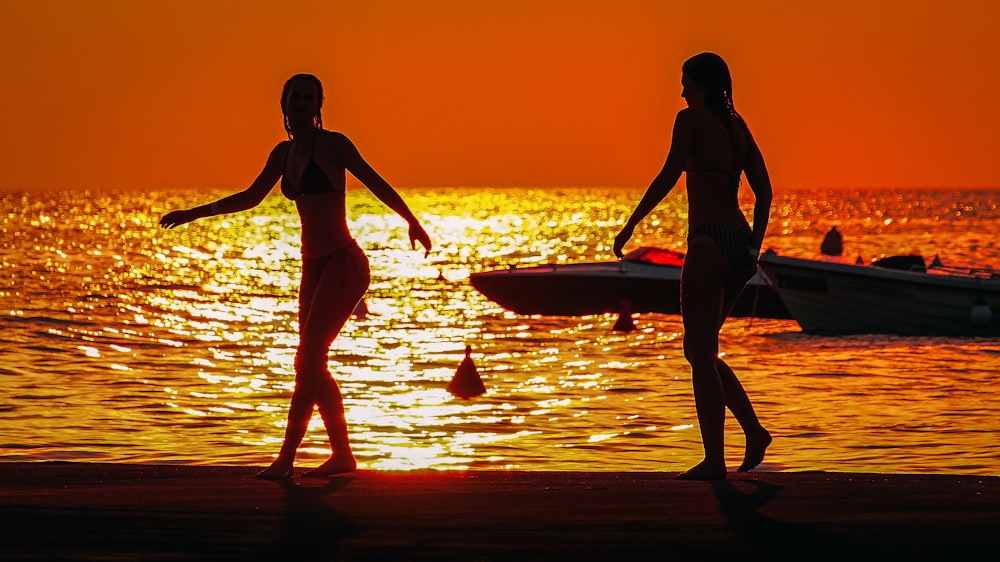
[1,186,998,475]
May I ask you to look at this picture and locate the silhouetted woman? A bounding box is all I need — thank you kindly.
[613,53,773,480]
[160,73,432,479]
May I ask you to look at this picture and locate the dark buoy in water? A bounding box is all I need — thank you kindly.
[613,299,637,332]
[820,226,843,256]
[448,345,486,399]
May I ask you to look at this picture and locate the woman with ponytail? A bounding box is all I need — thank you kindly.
[613,53,774,480]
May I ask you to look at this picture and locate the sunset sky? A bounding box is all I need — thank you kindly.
[2,0,998,192]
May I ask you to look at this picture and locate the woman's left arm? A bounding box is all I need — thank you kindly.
[741,124,772,252]
[334,133,432,256]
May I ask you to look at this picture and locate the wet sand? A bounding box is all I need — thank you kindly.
[1,462,997,561]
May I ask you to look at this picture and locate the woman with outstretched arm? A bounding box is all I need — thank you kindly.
[161,73,431,479]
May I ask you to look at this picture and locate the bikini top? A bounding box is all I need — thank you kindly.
[687,115,747,194]
[688,169,741,193]
[280,133,345,200]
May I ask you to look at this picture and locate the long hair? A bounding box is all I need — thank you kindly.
[280,73,325,139]
[681,52,736,133]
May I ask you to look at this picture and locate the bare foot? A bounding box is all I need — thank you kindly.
[676,460,727,481]
[738,429,772,472]
[304,455,357,478]
[256,461,294,480]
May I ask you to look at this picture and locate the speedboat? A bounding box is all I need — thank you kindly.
[757,250,1000,335]
[469,247,791,318]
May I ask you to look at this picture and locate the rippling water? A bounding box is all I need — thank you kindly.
[1,186,998,475]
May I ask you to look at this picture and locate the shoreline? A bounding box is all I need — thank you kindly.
[1,462,998,560]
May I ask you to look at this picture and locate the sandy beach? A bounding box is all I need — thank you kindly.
[1,462,997,561]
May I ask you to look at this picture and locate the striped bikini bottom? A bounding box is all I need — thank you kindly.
[688,224,753,270]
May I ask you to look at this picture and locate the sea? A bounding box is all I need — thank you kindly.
[2,186,998,475]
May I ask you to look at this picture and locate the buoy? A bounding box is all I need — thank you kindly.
[929,254,943,269]
[969,298,992,325]
[613,299,637,332]
[855,254,864,265]
[447,345,486,399]
[820,226,843,256]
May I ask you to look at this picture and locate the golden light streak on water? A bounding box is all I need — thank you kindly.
[2,188,1000,473]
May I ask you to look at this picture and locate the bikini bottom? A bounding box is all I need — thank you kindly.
[300,242,370,295]
[688,224,754,273]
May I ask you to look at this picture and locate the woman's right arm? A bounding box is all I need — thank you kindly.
[613,110,691,258]
[159,143,286,229]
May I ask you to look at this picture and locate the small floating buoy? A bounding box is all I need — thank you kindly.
[820,226,843,256]
[855,254,864,265]
[969,298,992,325]
[613,299,637,332]
[447,345,486,399]
[929,254,943,269]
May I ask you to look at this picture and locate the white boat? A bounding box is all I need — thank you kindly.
[469,247,790,319]
[757,250,1000,336]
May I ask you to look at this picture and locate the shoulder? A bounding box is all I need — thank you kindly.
[733,113,755,141]
[676,106,717,126]
[315,130,356,155]
[269,139,291,156]
[671,108,700,138]
[320,131,362,164]
[319,130,353,148]
[265,140,291,165]
[673,107,707,131]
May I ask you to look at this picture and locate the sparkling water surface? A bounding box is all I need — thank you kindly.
[1,186,998,474]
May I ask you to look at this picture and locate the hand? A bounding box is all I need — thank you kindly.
[159,209,195,229]
[733,259,759,289]
[612,225,634,259]
[408,221,432,258]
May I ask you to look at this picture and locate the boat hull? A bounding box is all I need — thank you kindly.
[469,261,790,318]
[758,252,1000,336]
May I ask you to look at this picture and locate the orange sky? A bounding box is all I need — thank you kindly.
[2,0,998,192]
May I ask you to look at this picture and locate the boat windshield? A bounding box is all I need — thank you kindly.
[622,247,685,267]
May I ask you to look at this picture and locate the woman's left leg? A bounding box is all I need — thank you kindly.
[715,359,772,471]
[718,266,772,471]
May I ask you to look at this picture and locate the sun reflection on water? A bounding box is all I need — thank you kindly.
[2,188,1000,472]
